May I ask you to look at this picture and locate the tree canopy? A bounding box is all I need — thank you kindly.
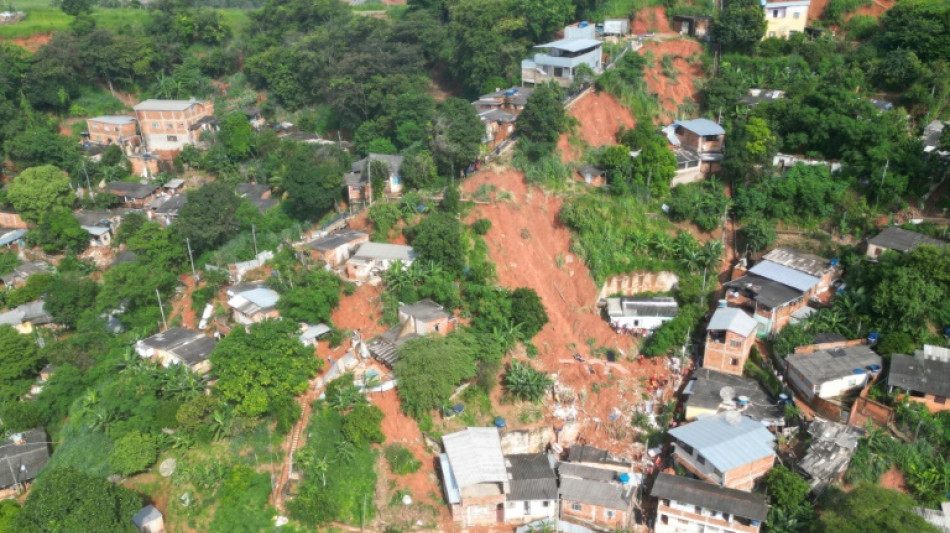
[175,182,241,254]
[0,325,42,402]
[6,166,74,224]
[210,319,321,417]
[817,484,941,533]
[13,468,141,533]
[394,333,479,418]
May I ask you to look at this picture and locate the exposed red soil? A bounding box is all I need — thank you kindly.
[809,0,895,23]
[632,6,672,34]
[880,466,910,494]
[461,169,683,456]
[808,0,830,21]
[558,91,636,163]
[1,32,51,52]
[370,388,447,512]
[332,283,386,341]
[638,39,704,120]
[169,275,197,329]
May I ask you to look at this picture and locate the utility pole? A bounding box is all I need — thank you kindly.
[251,224,259,256]
[82,161,95,199]
[186,238,197,280]
[156,288,167,330]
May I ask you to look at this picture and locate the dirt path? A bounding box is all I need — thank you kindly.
[169,275,198,329]
[632,6,672,34]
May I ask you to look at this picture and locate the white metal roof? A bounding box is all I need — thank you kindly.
[352,242,416,262]
[534,38,602,53]
[707,308,758,337]
[133,99,202,112]
[442,427,507,489]
[748,260,820,292]
[669,414,776,473]
[88,115,136,125]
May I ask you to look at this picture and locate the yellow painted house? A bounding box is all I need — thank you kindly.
[762,0,811,39]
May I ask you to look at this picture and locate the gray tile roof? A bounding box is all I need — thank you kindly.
[352,243,416,262]
[651,473,768,522]
[442,428,507,489]
[534,38,602,53]
[154,194,186,215]
[725,274,804,309]
[139,327,217,366]
[559,477,633,511]
[668,413,775,473]
[797,418,862,489]
[506,453,557,501]
[868,227,947,253]
[567,444,633,467]
[478,87,534,107]
[105,182,159,199]
[889,354,950,398]
[305,230,367,252]
[559,462,619,482]
[0,428,51,488]
[399,299,450,322]
[684,369,783,424]
[89,115,136,125]
[785,345,882,386]
[707,308,758,337]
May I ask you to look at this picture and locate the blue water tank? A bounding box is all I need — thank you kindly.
[867,332,880,343]
[830,258,840,266]
[618,473,631,484]
[505,88,518,97]
[494,417,507,429]
[579,21,589,28]
[453,404,464,414]
[852,368,866,375]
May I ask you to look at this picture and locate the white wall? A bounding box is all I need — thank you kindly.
[504,499,556,522]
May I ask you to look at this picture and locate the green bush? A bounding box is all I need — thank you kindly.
[504,360,552,402]
[384,444,422,475]
[110,431,158,475]
[471,218,492,235]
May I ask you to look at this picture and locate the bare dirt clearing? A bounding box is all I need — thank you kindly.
[558,91,636,163]
[639,39,704,120]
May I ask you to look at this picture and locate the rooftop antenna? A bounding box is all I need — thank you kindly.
[719,386,736,402]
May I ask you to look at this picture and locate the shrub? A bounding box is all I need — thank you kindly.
[471,218,492,235]
[385,444,422,475]
[110,431,158,476]
[504,360,553,402]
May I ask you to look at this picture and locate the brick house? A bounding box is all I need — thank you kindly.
[703,307,759,376]
[785,343,881,401]
[477,108,518,150]
[235,183,278,214]
[725,248,840,338]
[683,369,784,427]
[558,461,635,529]
[662,118,725,186]
[86,115,139,149]
[668,413,776,491]
[888,346,950,413]
[103,182,160,208]
[300,230,369,268]
[473,87,534,113]
[440,427,509,526]
[133,99,214,157]
[865,227,947,258]
[652,473,768,533]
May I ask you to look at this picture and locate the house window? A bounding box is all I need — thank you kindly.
[543,501,550,507]
[524,501,530,513]
[793,11,800,18]
[935,396,948,405]
[554,67,564,77]
[571,503,582,512]
[697,455,706,465]
[730,358,739,366]
[152,122,159,128]
[661,515,669,525]
[704,135,719,142]
[92,124,99,130]
[114,126,120,132]
[730,340,742,348]
[166,123,173,130]
[772,9,780,17]
[769,31,776,37]
[167,135,178,142]
[605,510,616,519]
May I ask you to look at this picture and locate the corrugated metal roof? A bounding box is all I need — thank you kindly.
[559,477,632,510]
[442,428,507,489]
[0,229,26,247]
[534,38,602,52]
[240,287,280,309]
[89,115,136,125]
[785,345,881,386]
[868,227,946,253]
[352,243,416,262]
[439,453,461,504]
[748,260,820,292]
[707,308,758,337]
[668,414,775,473]
[673,118,725,136]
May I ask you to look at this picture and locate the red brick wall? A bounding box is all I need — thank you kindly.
[561,500,629,529]
[703,329,754,376]
[722,454,775,491]
[87,119,138,144]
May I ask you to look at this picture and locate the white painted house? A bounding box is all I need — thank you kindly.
[605,296,679,331]
[785,345,882,400]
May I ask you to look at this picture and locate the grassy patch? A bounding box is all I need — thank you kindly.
[587,0,663,20]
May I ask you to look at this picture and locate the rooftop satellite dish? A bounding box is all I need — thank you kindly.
[719,386,736,402]
[159,458,177,478]
[724,411,742,425]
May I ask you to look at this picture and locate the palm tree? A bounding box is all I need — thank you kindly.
[651,233,674,260]
[335,440,356,463]
[504,361,553,402]
[210,409,234,440]
[699,240,724,270]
